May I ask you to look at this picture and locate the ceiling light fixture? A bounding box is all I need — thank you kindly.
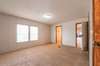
[43,14,53,19]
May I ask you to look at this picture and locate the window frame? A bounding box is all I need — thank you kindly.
[16,24,38,43]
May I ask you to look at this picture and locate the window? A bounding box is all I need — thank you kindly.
[16,24,38,42]
[30,26,38,41]
[17,24,28,42]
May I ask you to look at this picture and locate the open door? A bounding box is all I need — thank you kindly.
[76,22,88,51]
[56,25,62,48]
[82,22,88,51]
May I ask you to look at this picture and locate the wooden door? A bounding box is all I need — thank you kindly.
[94,48,100,66]
[56,26,62,48]
[82,22,88,51]
[93,0,100,66]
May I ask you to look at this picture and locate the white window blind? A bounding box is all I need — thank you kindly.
[17,24,28,42]
[30,26,38,41]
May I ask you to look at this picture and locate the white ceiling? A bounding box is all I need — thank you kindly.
[0,0,88,24]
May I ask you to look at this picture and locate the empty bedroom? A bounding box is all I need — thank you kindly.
[0,0,94,66]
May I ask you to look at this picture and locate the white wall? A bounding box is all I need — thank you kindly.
[51,18,88,47]
[0,13,50,54]
[61,21,76,47]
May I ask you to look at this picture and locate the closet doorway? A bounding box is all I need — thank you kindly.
[56,25,62,48]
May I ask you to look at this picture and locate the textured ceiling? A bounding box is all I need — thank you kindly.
[0,0,88,24]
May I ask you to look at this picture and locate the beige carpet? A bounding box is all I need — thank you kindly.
[0,44,88,66]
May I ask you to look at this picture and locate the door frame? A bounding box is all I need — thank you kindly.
[93,0,96,66]
[75,23,82,48]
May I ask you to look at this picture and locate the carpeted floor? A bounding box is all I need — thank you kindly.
[0,44,88,66]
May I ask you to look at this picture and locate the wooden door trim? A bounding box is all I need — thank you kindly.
[93,0,95,66]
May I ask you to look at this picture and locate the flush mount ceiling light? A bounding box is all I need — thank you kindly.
[43,13,53,19]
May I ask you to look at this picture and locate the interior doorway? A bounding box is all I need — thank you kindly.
[56,25,62,48]
[76,22,88,51]
[76,23,82,48]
